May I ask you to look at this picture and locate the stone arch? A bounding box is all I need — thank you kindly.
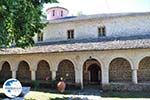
[138,56,150,82]
[16,61,31,82]
[109,57,132,82]
[83,58,101,84]
[16,60,32,71]
[56,59,75,83]
[36,60,51,80]
[0,61,12,82]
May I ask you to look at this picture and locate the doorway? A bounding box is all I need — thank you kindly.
[88,64,101,83]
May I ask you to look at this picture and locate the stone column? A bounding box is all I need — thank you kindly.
[88,71,90,81]
[80,69,83,89]
[102,67,109,84]
[52,70,56,80]
[75,69,83,88]
[30,62,37,81]
[10,62,18,79]
[31,71,36,80]
[74,56,84,89]
[12,71,16,79]
[132,69,138,84]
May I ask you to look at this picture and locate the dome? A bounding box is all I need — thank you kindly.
[46,6,69,20]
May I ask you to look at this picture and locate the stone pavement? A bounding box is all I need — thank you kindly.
[66,86,102,100]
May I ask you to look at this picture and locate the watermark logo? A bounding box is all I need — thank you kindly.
[3,78,22,98]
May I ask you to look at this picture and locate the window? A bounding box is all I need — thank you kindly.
[61,11,63,16]
[67,30,74,39]
[37,33,43,42]
[98,26,106,37]
[52,10,55,16]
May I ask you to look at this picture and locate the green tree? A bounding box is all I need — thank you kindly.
[0,0,58,48]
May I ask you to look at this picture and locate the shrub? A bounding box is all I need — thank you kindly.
[50,80,58,89]
[31,80,39,90]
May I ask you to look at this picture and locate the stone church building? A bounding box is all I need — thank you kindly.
[0,6,150,90]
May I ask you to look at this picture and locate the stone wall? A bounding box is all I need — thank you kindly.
[109,58,132,82]
[138,57,150,82]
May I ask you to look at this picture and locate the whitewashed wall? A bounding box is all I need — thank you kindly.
[34,14,150,43]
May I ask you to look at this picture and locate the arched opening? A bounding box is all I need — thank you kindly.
[0,62,12,82]
[138,57,150,82]
[36,60,51,81]
[109,58,132,83]
[83,59,101,85]
[17,61,31,82]
[56,60,75,83]
[88,64,101,82]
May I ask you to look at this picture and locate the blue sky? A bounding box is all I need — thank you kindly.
[44,0,150,15]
